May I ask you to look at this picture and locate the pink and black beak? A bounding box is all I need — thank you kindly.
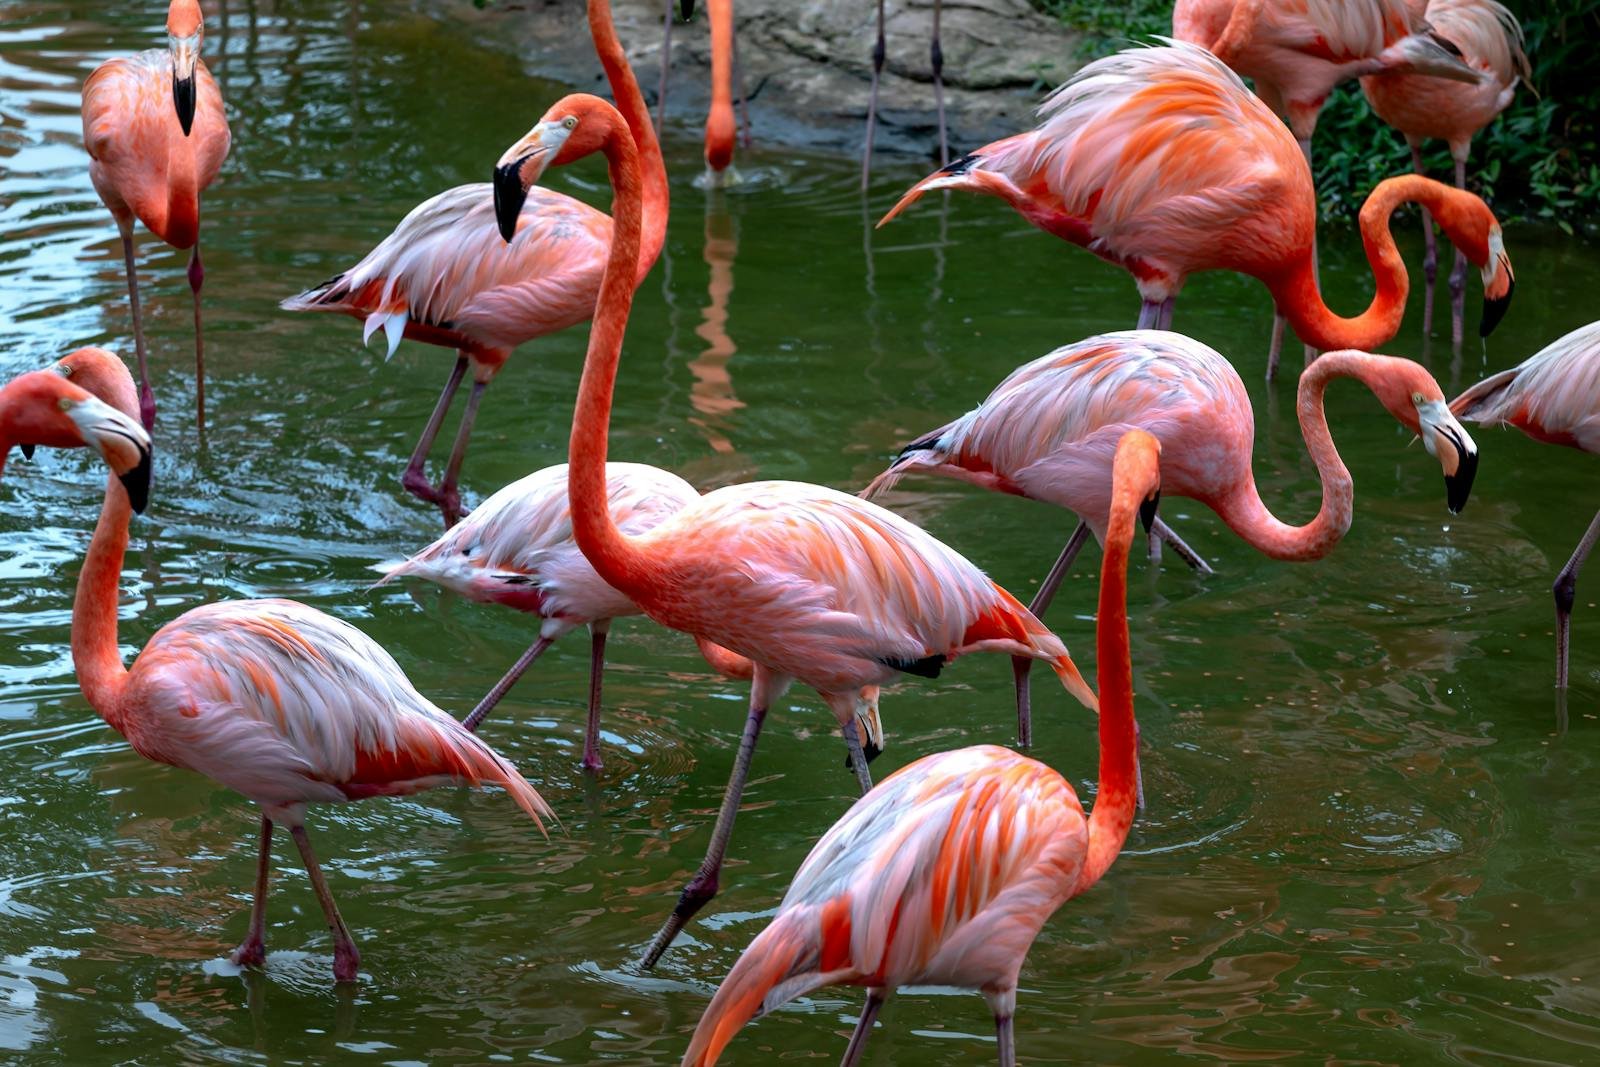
[1418,399,1479,514]
[493,121,570,243]
[1479,230,1514,338]
[169,33,200,136]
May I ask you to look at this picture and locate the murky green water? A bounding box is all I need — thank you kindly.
[5,2,1600,1063]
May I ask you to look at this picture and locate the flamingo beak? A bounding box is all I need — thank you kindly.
[19,443,34,460]
[1139,489,1160,534]
[169,33,199,136]
[1479,231,1514,337]
[493,122,561,243]
[64,396,153,514]
[1418,400,1479,514]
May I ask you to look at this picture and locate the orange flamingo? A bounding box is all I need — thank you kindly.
[1452,321,1600,689]
[493,93,1098,967]
[680,429,1159,1067]
[282,0,667,527]
[880,42,1514,380]
[1362,0,1528,347]
[866,329,1478,720]
[81,0,231,432]
[5,348,551,983]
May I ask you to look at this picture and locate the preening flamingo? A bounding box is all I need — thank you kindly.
[282,0,666,528]
[1452,321,1600,689]
[493,92,1098,967]
[680,429,1160,1067]
[879,42,1515,380]
[866,329,1480,718]
[1362,0,1528,347]
[6,348,552,983]
[81,0,231,432]
[378,461,884,771]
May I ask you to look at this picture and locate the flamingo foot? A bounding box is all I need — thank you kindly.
[230,936,266,969]
[332,940,361,984]
[138,385,157,434]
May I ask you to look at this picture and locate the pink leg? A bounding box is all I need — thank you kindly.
[1136,299,1163,330]
[118,224,156,432]
[930,0,948,166]
[463,634,555,733]
[1554,508,1600,690]
[1409,141,1438,342]
[401,354,468,514]
[1266,311,1286,382]
[230,815,272,968]
[1448,153,1469,351]
[1155,296,1175,331]
[288,824,359,983]
[1012,521,1091,747]
[996,1013,1015,1067]
[860,0,886,190]
[435,379,488,528]
[840,991,886,1067]
[582,622,610,772]
[188,241,206,433]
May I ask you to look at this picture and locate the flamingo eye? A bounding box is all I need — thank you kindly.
[1412,392,1424,405]
[58,397,73,412]
[562,116,578,130]
[56,363,72,377]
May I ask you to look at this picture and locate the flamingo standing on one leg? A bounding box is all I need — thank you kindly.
[680,429,1161,1067]
[1452,321,1600,689]
[2,348,552,983]
[378,461,884,772]
[880,42,1515,380]
[493,93,1098,967]
[81,0,231,432]
[861,0,950,188]
[865,328,1479,720]
[1362,0,1527,349]
[282,0,667,528]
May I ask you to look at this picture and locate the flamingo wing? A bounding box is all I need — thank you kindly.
[1452,321,1600,454]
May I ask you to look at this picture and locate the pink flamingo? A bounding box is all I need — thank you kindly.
[493,92,1098,967]
[81,0,231,432]
[1452,321,1600,689]
[378,461,884,772]
[1362,0,1528,347]
[680,429,1160,1067]
[6,347,552,983]
[866,328,1479,717]
[879,42,1515,381]
[282,0,667,528]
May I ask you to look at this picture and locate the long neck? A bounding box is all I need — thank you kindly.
[72,475,133,730]
[1267,176,1457,352]
[1211,353,1360,561]
[568,124,654,596]
[589,0,669,282]
[704,0,736,174]
[164,97,200,248]
[1076,471,1141,892]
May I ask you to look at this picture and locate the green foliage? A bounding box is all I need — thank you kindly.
[1032,0,1600,226]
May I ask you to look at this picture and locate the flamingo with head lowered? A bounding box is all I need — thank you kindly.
[1,348,551,984]
[492,92,1098,968]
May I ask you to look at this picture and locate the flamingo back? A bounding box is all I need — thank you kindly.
[1452,321,1600,454]
[119,599,551,825]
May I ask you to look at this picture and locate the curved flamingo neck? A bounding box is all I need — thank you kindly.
[160,100,200,248]
[1077,455,1142,892]
[568,115,654,597]
[696,636,754,680]
[589,0,668,282]
[704,0,736,174]
[72,476,134,731]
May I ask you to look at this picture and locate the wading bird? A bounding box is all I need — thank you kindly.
[4,348,551,983]
[681,429,1161,1067]
[81,0,231,432]
[494,93,1097,968]
[880,42,1514,381]
[867,329,1479,719]
[1452,321,1600,689]
[1362,0,1528,347]
[282,0,666,528]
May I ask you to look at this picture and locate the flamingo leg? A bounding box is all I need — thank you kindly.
[1553,508,1600,690]
[655,0,673,134]
[860,0,886,190]
[582,621,610,772]
[1409,140,1438,342]
[1155,296,1175,331]
[995,1013,1015,1067]
[289,824,359,983]
[843,716,873,795]
[401,354,468,513]
[1154,516,1214,575]
[118,224,156,432]
[1135,299,1163,330]
[641,673,780,968]
[1266,311,1286,382]
[930,0,948,166]
[188,242,207,433]
[230,815,273,968]
[1448,152,1469,351]
[434,379,488,528]
[1012,521,1091,747]
[840,991,886,1067]
[463,634,556,733]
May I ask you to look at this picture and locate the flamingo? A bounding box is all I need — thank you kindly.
[1452,321,1600,689]
[1362,0,1528,348]
[492,92,1098,967]
[679,429,1160,1067]
[865,328,1480,719]
[4,347,552,983]
[879,42,1515,381]
[281,0,667,528]
[81,0,231,432]
[377,461,884,772]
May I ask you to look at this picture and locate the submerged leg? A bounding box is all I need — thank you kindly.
[400,354,468,510]
[289,824,360,983]
[1012,521,1091,747]
[188,242,207,432]
[641,674,779,968]
[1554,508,1600,690]
[119,224,155,432]
[1154,516,1214,575]
[434,378,488,528]
[840,991,886,1067]
[230,815,273,968]
[930,0,948,166]
[1448,152,1469,351]
[995,1012,1015,1067]
[1409,141,1438,341]
[860,0,886,190]
[582,622,610,772]
[463,634,556,733]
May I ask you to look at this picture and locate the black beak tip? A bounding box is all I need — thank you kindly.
[843,740,884,770]
[119,448,152,515]
[1139,490,1160,534]
[492,162,528,244]
[20,443,34,460]
[1445,452,1478,515]
[173,75,196,136]
[1479,275,1514,338]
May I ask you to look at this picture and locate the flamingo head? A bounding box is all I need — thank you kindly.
[166,0,203,136]
[1361,356,1480,514]
[493,95,623,243]
[54,348,139,422]
[1432,193,1514,337]
[0,370,152,513]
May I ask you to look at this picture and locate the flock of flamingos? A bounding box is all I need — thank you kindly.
[4,0,1599,1061]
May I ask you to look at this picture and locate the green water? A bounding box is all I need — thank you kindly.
[4,2,1600,1063]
